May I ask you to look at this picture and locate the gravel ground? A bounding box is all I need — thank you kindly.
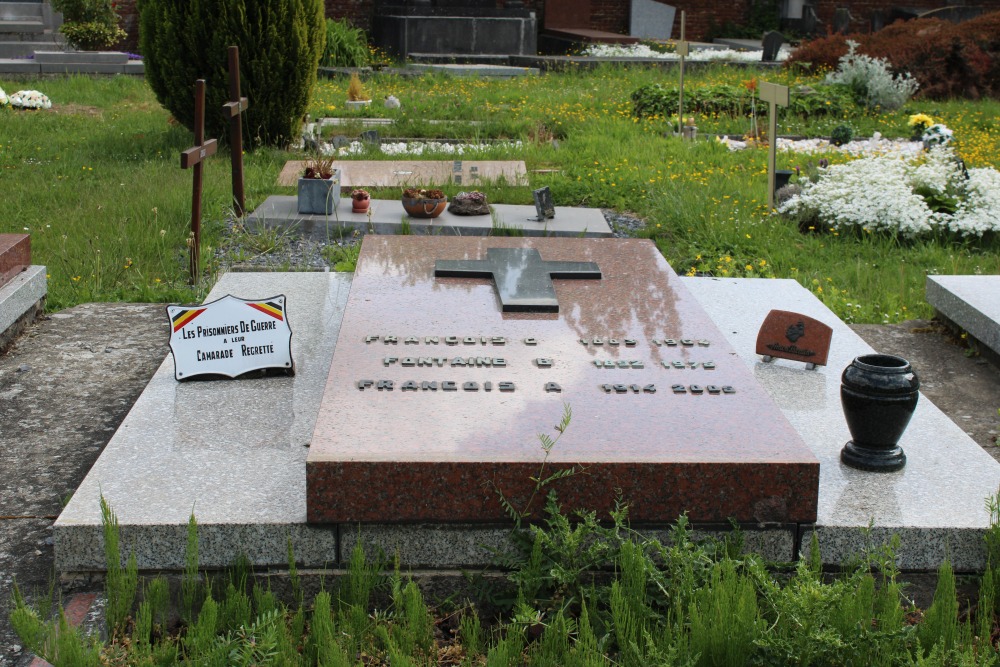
[215,209,648,271]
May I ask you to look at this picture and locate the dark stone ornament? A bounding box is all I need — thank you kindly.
[840,354,919,472]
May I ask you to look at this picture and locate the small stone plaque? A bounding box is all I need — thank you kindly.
[167,294,293,380]
[755,309,832,368]
[532,186,556,221]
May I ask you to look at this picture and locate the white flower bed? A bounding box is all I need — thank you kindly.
[779,146,1000,238]
[582,42,792,62]
[716,132,924,159]
[0,87,8,107]
[325,140,523,157]
[10,90,51,110]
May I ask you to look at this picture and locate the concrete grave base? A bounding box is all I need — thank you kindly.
[54,272,1000,574]
[245,195,612,238]
[926,275,1000,361]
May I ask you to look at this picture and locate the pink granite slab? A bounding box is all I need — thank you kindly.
[0,234,30,288]
[307,237,819,524]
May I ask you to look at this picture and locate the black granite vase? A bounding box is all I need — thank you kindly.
[840,354,919,472]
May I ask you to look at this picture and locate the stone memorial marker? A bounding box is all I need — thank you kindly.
[222,46,249,217]
[167,294,293,380]
[755,309,832,369]
[532,186,556,221]
[360,129,381,145]
[759,81,789,210]
[306,237,819,525]
[761,30,784,61]
[0,234,30,287]
[180,79,218,282]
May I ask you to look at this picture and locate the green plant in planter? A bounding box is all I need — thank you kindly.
[51,0,126,50]
[830,123,854,146]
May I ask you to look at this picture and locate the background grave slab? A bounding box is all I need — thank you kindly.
[277,160,528,188]
[926,275,1000,359]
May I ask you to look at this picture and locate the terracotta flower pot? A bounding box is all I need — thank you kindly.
[352,197,370,214]
[402,196,447,219]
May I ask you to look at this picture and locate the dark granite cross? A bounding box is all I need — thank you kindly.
[435,247,601,313]
[180,79,218,283]
[223,46,249,217]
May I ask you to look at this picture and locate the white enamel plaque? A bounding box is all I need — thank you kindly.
[166,294,293,381]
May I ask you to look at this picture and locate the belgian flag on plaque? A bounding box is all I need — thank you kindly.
[165,294,293,381]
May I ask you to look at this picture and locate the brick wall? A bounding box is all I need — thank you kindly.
[115,0,1000,56]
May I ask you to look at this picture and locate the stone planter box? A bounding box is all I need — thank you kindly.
[297,170,341,215]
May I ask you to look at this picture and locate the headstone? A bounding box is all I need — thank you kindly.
[180,79,218,283]
[360,129,381,145]
[306,237,819,525]
[222,46,249,217]
[833,7,851,34]
[761,31,784,61]
[630,0,676,40]
[532,186,555,221]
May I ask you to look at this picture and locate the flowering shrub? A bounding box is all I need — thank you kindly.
[825,41,918,110]
[780,147,1000,238]
[786,12,1000,99]
[10,90,51,110]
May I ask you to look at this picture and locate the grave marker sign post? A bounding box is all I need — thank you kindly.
[676,11,689,138]
[223,46,249,218]
[759,81,789,210]
[181,79,218,283]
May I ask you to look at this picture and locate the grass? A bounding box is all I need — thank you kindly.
[2,65,999,320]
[12,491,1000,666]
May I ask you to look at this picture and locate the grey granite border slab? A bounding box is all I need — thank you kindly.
[682,277,1000,571]
[0,265,46,335]
[926,275,1000,357]
[246,195,611,239]
[54,272,352,571]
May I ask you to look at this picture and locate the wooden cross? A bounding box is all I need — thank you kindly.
[676,10,689,139]
[759,81,789,209]
[223,46,249,218]
[180,79,218,283]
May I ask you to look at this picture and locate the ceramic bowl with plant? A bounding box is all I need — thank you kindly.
[346,73,371,110]
[401,188,447,219]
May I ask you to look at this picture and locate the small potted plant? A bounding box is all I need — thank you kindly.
[298,155,341,215]
[401,187,447,219]
[350,188,371,214]
[345,73,371,111]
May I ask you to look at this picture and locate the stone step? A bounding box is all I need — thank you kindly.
[0,38,60,58]
[0,19,43,33]
[0,3,44,21]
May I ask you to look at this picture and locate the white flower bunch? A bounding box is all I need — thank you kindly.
[780,146,1000,238]
[329,140,523,157]
[922,124,953,149]
[10,90,52,110]
[0,86,8,107]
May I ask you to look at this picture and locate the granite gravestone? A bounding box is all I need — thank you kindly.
[306,237,819,525]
